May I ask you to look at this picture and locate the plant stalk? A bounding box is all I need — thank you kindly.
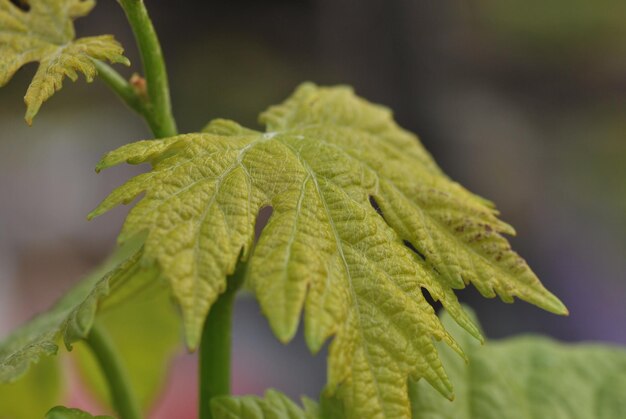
[117,0,177,138]
[199,262,247,419]
[86,322,142,419]
[87,3,175,418]
[92,60,157,126]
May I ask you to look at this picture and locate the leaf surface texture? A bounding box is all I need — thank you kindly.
[91,83,567,418]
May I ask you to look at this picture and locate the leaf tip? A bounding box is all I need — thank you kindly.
[24,96,42,126]
[87,202,110,221]
[542,292,569,316]
[24,112,34,126]
[305,334,325,356]
[270,319,299,346]
[557,304,570,316]
[183,319,202,352]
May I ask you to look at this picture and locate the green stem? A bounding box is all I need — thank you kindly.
[93,60,166,136]
[199,262,247,419]
[117,0,177,138]
[92,60,159,129]
[86,323,142,419]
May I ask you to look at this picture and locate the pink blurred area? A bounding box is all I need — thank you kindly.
[64,355,199,419]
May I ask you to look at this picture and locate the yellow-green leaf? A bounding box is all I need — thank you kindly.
[91,83,567,418]
[0,0,129,124]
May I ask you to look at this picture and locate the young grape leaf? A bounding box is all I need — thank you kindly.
[90,83,567,418]
[0,0,129,124]
[210,389,319,419]
[410,309,626,419]
[0,236,149,383]
[45,406,112,419]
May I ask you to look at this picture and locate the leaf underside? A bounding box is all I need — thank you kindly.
[0,0,128,123]
[410,310,626,419]
[91,83,567,418]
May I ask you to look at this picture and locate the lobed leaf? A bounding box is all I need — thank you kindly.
[91,83,567,418]
[410,309,626,419]
[210,389,319,419]
[0,0,129,124]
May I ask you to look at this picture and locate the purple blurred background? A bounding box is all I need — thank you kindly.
[1,0,625,417]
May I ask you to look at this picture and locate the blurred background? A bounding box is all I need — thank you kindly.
[1,0,625,417]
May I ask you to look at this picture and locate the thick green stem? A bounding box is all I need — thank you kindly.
[117,0,177,138]
[86,322,142,419]
[199,262,247,419]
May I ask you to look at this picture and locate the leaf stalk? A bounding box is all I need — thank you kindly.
[116,0,177,138]
[92,60,155,125]
[86,322,143,419]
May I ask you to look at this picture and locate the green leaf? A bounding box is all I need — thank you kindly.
[210,389,319,419]
[0,358,61,419]
[45,406,112,419]
[0,234,179,418]
[0,235,150,384]
[91,83,566,418]
[0,0,129,124]
[410,309,626,419]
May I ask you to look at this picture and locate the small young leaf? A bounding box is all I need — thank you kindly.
[45,406,112,419]
[91,83,566,418]
[0,236,148,383]
[410,310,626,419]
[210,389,319,419]
[0,0,129,124]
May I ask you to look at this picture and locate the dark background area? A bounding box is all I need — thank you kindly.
[1,1,625,417]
